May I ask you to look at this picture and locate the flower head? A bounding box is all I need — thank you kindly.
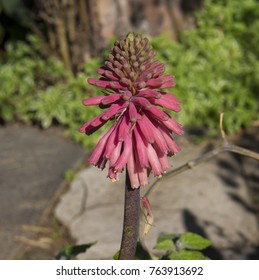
[80,33,183,188]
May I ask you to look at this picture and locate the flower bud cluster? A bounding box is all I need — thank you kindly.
[80,33,183,188]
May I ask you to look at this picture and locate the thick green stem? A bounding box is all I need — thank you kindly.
[119,170,140,260]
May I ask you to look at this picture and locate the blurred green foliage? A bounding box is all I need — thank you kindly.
[151,0,259,135]
[0,0,258,149]
[0,35,105,148]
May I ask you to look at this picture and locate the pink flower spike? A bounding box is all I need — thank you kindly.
[83,96,105,106]
[113,134,132,172]
[81,33,183,188]
[101,94,121,105]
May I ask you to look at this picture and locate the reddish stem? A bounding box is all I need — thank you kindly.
[119,170,140,260]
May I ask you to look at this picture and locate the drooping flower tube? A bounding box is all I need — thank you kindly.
[80,33,183,188]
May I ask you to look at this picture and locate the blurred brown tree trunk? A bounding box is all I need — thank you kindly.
[35,0,105,72]
[33,0,203,72]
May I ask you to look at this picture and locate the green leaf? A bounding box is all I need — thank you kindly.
[113,251,120,260]
[156,233,180,244]
[154,239,175,251]
[169,250,209,260]
[178,233,212,250]
[55,241,97,260]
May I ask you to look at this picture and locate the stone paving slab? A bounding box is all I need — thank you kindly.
[55,136,259,260]
[0,124,85,259]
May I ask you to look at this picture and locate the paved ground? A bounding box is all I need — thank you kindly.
[55,125,259,260]
[0,123,258,260]
[0,124,85,259]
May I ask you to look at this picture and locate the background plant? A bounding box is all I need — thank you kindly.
[151,0,259,136]
[1,0,258,148]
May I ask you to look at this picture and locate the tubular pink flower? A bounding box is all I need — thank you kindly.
[127,149,140,189]
[89,125,116,166]
[101,94,121,105]
[80,32,183,188]
[83,96,105,106]
[137,115,155,143]
[128,102,138,123]
[113,134,132,173]
[146,143,163,177]
[146,105,170,121]
[133,126,149,168]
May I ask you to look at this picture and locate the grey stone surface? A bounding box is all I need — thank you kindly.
[55,139,259,260]
[0,124,85,259]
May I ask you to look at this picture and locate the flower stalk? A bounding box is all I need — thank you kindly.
[119,170,140,260]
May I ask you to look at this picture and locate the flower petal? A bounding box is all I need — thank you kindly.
[101,94,121,105]
[139,115,168,154]
[103,122,120,159]
[145,106,170,121]
[113,134,132,172]
[137,89,161,99]
[127,149,140,189]
[79,113,108,135]
[132,97,152,110]
[83,96,106,106]
[163,118,184,135]
[133,126,149,168]
[137,115,155,143]
[109,141,122,166]
[101,102,128,120]
[129,102,138,122]
[146,143,163,177]
[117,113,131,141]
[88,125,115,165]
[151,94,181,112]
[158,125,181,154]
